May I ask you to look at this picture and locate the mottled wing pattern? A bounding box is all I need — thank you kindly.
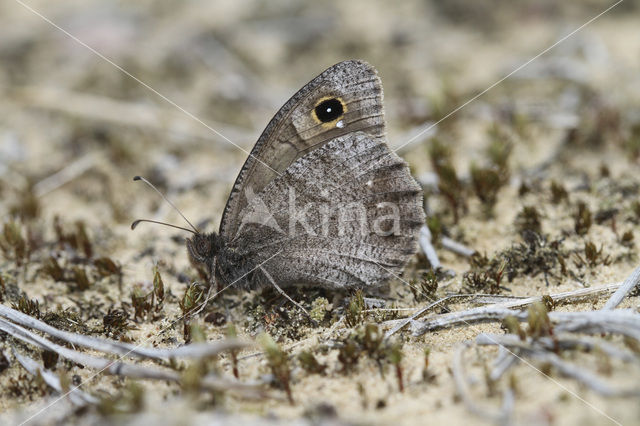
[229,132,424,289]
[220,60,384,240]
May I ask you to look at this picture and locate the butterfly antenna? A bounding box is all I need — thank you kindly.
[131,219,196,234]
[133,175,199,233]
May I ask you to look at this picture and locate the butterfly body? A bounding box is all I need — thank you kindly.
[187,60,424,290]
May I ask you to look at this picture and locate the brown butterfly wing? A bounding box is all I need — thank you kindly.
[228,132,424,289]
[219,60,384,240]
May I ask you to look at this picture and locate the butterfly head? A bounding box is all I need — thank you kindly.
[186,232,221,276]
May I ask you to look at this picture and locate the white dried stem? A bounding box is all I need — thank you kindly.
[441,236,476,257]
[12,349,99,406]
[411,283,624,336]
[552,310,640,341]
[385,294,473,338]
[452,342,507,423]
[490,349,519,382]
[0,317,262,395]
[33,151,102,197]
[476,333,640,397]
[0,304,251,360]
[418,225,441,268]
[602,265,640,310]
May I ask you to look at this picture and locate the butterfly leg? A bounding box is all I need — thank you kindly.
[258,265,315,325]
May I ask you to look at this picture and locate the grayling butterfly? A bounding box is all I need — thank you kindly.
[136,60,425,294]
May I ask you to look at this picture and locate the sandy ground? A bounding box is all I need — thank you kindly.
[1,1,639,425]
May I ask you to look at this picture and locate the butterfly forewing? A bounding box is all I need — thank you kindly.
[219,60,385,240]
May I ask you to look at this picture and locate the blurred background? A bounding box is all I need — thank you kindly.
[2,1,640,423]
[1,0,638,232]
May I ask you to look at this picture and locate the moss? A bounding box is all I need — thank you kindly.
[465,233,567,288]
[573,201,592,236]
[514,206,542,236]
[297,350,327,375]
[429,139,465,222]
[502,315,525,340]
[388,340,404,392]
[41,257,65,282]
[245,287,311,340]
[463,253,505,294]
[97,382,145,416]
[0,351,9,374]
[625,122,640,159]
[0,274,5,303]
[518,181,531,197]
[620,231,634,248]
[41,350,59,370]
[72,267,91,291]
[527,302,553,339]
[179,283,206,318]
[6,372,49,399]
[486,124,513,176]
[426,215,443,243]
[573,241,611,269]
[259,333,293,404]
[8,183,41,221]
[131,284,154,321]
[345,290,365,327]
[594,208,618,225]
[42,309,86,333]
[470,165,502,217]
[411,269,439,301]
[541,295,555,311]
[11,294,40,318]
[53,217,94,258]
[310,297,330,324]
[549,180,568,204]
[94,257,123,288]
[103,308,131,337]
[152,266,165,312]
[337,336,361,373]
[0,221,30,266]
[469,125,512,217]
[337,324,406,389]
[178,282,207,342]
[632,201,640,222]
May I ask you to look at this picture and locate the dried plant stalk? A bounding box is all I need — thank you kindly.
[0,304,251,360]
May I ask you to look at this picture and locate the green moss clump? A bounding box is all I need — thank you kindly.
[310,297,330,324]
[549,180,568,204]
[574,201,592,236]
[429,139,465,223]
[514,206,542,236]
[464,233,567,289]
[345,290,365,327]
[297,351,326,375]
[11,294,40,318]
[259,333,293,404]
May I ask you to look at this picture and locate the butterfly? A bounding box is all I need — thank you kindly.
[138,60,425,294]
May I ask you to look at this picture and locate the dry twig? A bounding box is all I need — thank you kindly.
[0,304,251,361]
[12,350,99,406]
[602,265,640,310]
[410,282,624,336]
[452,342,512,423]
[0,317,263,395]
[477,333,640,397]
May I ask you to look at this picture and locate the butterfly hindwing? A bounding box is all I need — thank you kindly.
[227,132,424,289]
